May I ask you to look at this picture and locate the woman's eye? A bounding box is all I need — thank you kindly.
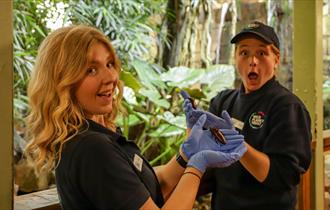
[239,51,248,56]
[87,67,97,75]
[258,51,268,56]
[107,61,114,69]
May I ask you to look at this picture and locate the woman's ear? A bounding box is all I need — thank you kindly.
[274,54,280,69]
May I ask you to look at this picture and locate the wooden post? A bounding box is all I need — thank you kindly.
[0,0,13,209]
[293,0,324,209]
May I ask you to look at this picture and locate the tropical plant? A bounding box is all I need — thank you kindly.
[119,60,235,165]
[13,0,52,129]
[324,79,330,130]
[64,0,168,69]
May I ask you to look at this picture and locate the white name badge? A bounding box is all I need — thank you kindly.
[133,154,143,172]
[231,117,244,130]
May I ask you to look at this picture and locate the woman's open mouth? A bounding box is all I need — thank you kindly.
[248,72,258,80]
[97,92,111,97]
[97,90,113,102]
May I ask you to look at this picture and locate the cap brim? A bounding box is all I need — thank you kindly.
[230,31,273,45]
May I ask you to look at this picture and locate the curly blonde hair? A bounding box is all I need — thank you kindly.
[25,25,124,174]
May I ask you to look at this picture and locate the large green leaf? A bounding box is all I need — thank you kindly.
[160,66,204,88]
[132,59,166,90]
[135,112,152,122]
[139,88,170,109]
[123,86,138,105]
[202,64,235,99]
[120,70,141,93]
[158,111,186,129]
[116,114,141,127]
[149,124,184,138]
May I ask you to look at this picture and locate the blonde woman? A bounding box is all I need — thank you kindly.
[25,25,246,210]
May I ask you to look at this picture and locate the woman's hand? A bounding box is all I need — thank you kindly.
[187,144,246,173]
[180,90,234,129]
[181,115,244,160]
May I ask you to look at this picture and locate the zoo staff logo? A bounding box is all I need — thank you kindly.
[247,22,260,29]
[249,111,265,129]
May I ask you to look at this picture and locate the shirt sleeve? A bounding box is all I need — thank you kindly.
[70,133,150,210]
[208,91,225,115]
[262,102,312,190]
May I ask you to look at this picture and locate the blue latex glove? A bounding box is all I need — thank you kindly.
[187,148,245,173]
[219,128,243,141]
[181,114,244,160]
[230,141,247,156]
[180,90,234,129]
[187,140,247,173]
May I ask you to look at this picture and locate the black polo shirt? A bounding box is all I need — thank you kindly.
[200,77,312,210]
[55,120,164,210]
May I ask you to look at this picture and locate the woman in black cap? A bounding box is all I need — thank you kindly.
[183,21,312,210]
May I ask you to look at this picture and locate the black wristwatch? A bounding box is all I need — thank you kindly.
[176,153,187,168]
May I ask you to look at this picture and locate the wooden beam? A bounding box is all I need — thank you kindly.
[293,1,324,210]
[0,0,13,209]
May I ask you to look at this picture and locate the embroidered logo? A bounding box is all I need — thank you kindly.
[249,111,265,129]
[133,154,143,172]
[247,22,260,29]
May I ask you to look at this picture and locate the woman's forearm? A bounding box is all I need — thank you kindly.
[239,142,270,182]
[140,167,202,210]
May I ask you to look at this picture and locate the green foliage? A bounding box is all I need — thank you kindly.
[324,79,330,129]
[118,60,235,165]
[13,0,53,127]
[64,0,167,68]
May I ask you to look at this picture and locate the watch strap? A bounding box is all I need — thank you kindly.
[176,153,187,168]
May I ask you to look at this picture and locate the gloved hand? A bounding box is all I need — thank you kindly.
[180,90,234,129]
[181,114,244,160]
[187,142,246,173]
[216,129,245,150]
[229,141,247,156]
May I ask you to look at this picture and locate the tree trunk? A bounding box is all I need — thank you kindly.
[162,0,236,68]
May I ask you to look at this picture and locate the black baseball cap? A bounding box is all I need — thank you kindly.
[230,21,280,50]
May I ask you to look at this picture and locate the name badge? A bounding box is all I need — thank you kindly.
[231,117,244,130]
[133,154,143,172]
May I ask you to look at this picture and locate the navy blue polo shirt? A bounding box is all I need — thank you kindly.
[56,120,164,210]
[199,77,312,210]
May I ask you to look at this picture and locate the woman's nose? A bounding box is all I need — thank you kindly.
[249,56,257,67]
[101,68,118,84]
